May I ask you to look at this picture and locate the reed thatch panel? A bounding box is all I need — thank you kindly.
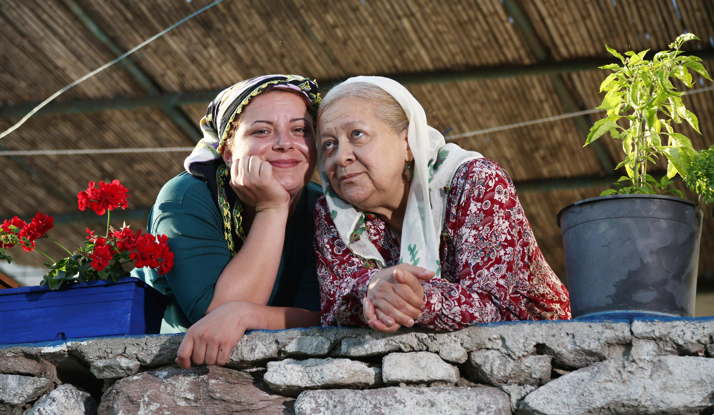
[519,0,704,61]
[0,0,140,105]
[406,77,603,181]
[0,109,190,217]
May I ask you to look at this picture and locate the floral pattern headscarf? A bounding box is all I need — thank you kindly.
[184,74,321,255]
[319,76,481,274]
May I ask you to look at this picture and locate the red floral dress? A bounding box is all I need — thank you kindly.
[314,158,571,329]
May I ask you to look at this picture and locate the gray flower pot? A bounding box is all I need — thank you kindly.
[557,194,703,319]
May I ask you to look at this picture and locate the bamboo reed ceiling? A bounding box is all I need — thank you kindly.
[1,0,714,282]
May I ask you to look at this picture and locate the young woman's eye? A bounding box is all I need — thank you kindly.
[252,128,270,135]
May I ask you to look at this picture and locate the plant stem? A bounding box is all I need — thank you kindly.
[106,210,111,237]
[32,248,55,264]
[47,237,73,256]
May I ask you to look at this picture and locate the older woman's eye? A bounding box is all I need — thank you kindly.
[351,130,365,139]
[321,140,336,151]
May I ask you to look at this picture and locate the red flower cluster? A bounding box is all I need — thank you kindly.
[0,213,54,252]
[20,213,55,252]
[1,217,26,249]
[88,237,114,271]
[78,180,129,216]
[130,233,174,275]
[84,227,174,275]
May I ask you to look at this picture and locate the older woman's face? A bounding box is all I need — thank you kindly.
[225,90,316,198]
[319,97,410,215]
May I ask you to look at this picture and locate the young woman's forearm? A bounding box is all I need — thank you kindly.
[250,305,321,330]
[207,208,288,312]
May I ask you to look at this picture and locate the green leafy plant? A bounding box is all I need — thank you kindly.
[686,145,714,204]
[586,33,712,196]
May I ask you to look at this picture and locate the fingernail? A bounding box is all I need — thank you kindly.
[387,319,394,325]
[407,319,414,327]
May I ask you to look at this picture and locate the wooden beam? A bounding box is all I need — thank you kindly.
[0,271,19,289]
[501,0,615,174]
[59,0,201,144]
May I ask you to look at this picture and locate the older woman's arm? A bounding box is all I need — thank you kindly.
[314,198,378,327]
[414,159,571,330]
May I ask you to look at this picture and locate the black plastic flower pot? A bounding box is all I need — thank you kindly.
[557,194,703,319]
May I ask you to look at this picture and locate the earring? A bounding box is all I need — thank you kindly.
[403,161,414,181]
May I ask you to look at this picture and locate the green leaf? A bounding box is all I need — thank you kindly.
[636,49,650,61]
[600,189,618,196]
[672,65,693,87]
[599,63,620,71]
[668,132,697,156]
[668,189,685,198]
[606,45,626,63]
[585,118,620,145]
[683,61,712,81]
[597,89,623,110]
[600,73,619,92]
[682,110,701,134]
[662,146,691,178]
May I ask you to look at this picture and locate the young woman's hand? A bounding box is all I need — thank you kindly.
[229,155,290,213]
[176,300,261,368]
[363,264,435,332]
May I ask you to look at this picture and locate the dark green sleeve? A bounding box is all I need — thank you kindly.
[290,181,322,312]
[149,176,231,324]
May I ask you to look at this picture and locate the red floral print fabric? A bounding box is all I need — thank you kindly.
[314,158,571,329]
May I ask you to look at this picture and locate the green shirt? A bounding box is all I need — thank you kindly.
[132,172,322,333]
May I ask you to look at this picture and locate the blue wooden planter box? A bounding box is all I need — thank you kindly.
[0,277,168,345]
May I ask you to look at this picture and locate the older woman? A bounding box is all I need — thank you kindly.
[315,76,570,332]
[133,75,322,367]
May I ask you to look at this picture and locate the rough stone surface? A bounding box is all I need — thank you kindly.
[0,374,53,407]
[500,384,537,412]
[0,353,59,382]
[382,352,458,385]
[0,404,23,415]
[26,384,97,415]
[631,318,714,356]
[281,336,333,357]
[438,338,468,364]
[98,365,293,415]
[295,387,511,415]
[520,356,714,414]
[466,350,551,386]
[263,358,380,396]
[90,357,140,379]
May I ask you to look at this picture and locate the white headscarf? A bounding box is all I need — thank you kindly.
[319,76,482,275]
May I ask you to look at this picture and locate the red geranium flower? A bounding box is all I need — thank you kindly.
[88,239,114,272]
[77,180,129,216]
[18,213,54,252]
[113,227,142,253]
[0,217,26,249]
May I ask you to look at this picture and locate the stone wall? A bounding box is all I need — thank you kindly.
[1,317,713,414]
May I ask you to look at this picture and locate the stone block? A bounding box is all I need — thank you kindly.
[382,352,458,385]
[281,336,333,357]
[294,387,511,415]
[89,357,140,379]
[466,350,550,386]
[263,358,380,396]
[0,374,53,407]
[499,384,537,412]
[520,356,714,414]
[0,353,58,383]
[98,365,292,415]
[26,384,97,415]
[631,318,714,356]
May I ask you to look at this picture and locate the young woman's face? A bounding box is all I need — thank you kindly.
[224,90,316,198]
[318,96,410,215]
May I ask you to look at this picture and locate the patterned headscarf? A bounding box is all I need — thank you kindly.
[319,76,481,275]
[184,74,321,256]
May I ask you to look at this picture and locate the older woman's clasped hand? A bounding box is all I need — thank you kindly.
[362,264,435,332]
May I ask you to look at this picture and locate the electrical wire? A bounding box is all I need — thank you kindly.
[0,77,712,157]
[0,0,225,141]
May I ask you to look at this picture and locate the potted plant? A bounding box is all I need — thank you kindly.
[0,180,173,344]
[557,33,711,319]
